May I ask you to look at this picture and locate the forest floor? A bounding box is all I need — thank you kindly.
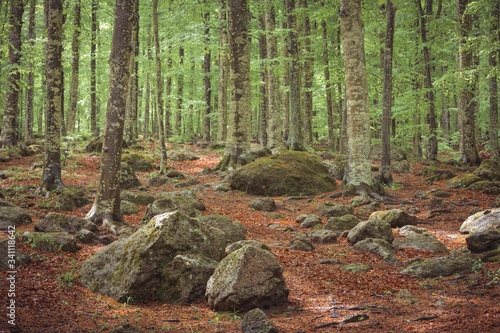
[1,141,500,333]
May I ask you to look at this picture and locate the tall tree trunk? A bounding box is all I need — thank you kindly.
[66,0,80,135]
[258,10,268,148]
[175,44,184,136]
[490,1,499,161]
[379,0,396,186]
[216,0,251,171]
[286,0,304,151]
[321,1,334,151]
[217,0,229,143]
[39,0,64,193]
[144,23,152,140]
[416,0,438,161]
[133,1,139,141]
[300,0,313,148]
[90,0,98,136]
[153,0,168,173]
[0,0,24,148]
[340,0,381,198]
[281,20,290,143]
[266,0,283,150]
[203,12,211,141]
[338,29,347,154]
[24,0,36,142]
[124,0,139,145]
[457,0,481,165]
[86,0,136,226]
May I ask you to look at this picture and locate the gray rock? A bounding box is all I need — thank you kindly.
[300,214,322,228]
[354,238,399,264]
[318,202,354,219]
[340,263,371,273]
[240,308,278,333]
[147,175,173,187]
[323,214,360,234]
[466,230,500,253]
[288,233,314,251]
[347,218,394,245]
[369,209,418,228]
[306,229,337,244]
[432,190,451,198]
[75,229,97,244]
[142,197,205,223]
[0,239,31,272]
[401,256,475,278]
[165,254,219,304]
[120,200,139,215]
[205,245,288,311]
[199,215,247,246]
[249,198,276,212]
[328,155,345,180]
[213,183,230,192]
[120,191,155,206]
[79,211,226,302]
[393,236,449,254]
[399,225,437,239]
[120,163,142,189]
[445,174,482,189]
[225,240,272,254]
[460,208,500,233]
[295,214,308,224]
[35,213,97,233]
[0,199,32,230]
[173,178,200,189]
[22,231,80,253]
[473,159,500,181]
[414,190,429,200]
[160,189,199,200]
[392,160,411,173]
[349,195,372,207]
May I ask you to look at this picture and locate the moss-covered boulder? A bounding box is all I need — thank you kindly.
[445,174,481,189]
[347,218,394,245]
[167,150,200,161]
[141,197,205,223]
[328,154,346,180]
[421,166,456,183]
[198,215,247,246]
[369,209,418,228]
[35,213,97,234]
[22,231,80,253]
[401,256,475,278]
[318,202,354,219]
[288,233,314,251]
[393,236,449,254]
[473,159,500,181]
[54,186,92,211]
[460,208,500,233]
[205,245,289,311]
[121,153,154,172]
[354,238,399,264]
[0,239,31,272]
[466,181,500,195]
[120,163,142,189]
[230,151,337,196]
[323,214,361,234]
[225,240,272,254]
[120,191,155,206]
[0,199,32,230]
[79,211,226,302]
[241,308,279,333]
[120,200,139,215]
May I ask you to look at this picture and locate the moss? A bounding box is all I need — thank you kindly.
[445,174,481,189]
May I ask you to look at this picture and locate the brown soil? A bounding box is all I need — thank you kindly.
[1,143,499,333]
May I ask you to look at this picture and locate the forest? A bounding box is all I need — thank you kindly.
[1,0,500,332]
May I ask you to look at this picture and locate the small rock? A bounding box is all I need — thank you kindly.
[300,214,322,228]
[240,308,278,333]
[288,233,314,251]
[306,229,337,244]
[250,198,276,212]
[340,263,371,273]
[466,230,500,253]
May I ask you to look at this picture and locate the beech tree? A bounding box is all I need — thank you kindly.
[24,0,36,142]
[217,0,229,143]
[66,0,81,134]
[86,0,137,225]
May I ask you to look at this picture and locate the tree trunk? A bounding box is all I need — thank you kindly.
[90,0,98,136]
[258,11,268,148]
[124,0,139,145]
[203,12,211,141]
[217,0,229,143]
[66,0,80,135]
[490,3,500,161]
[216,0,251,171]
[337,29,347,155]
[457,0,481,165]
[144,23,152,140]
[286,0,304,151]
[281,20,290,143]
[340,0,382,198]
[300,0,313,148]
[39,0,64,193]
[379,0,396,186]
[415,0,438,161]
[153,0,168,173]
[86,0,136,226]
[321,2,335,151]
[0,0,24,148]
[175,44,184,136]
[24,0,36,142]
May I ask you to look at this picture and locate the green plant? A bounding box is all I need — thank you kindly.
[57,271,76,289]
[472,259,484,274]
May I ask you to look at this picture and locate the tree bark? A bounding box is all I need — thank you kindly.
[281,20,290,143]
[39,0,65,193]
[144,23,152,140]
[490,1,499,161]
[300,0,313,148]
[379,0,396,186]
[321,1,335,151]
[258,10,268,148]
[124,1,139,145]
[217,0,229,143]
[203,12,211,141]
[66,0,80,135]
[0,0,24,148]
[175,44,184,136]
[216,0,251,171]
[86,0,136,226]
[24,0,36,142]
[457,0,481,165]
[90,0,98,136]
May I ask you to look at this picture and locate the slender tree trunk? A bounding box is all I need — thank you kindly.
[124,0,139,145]
[24,0,36,142]
[216,0,251,171]
[144,23,152,140]
[457,0,481,165]
[379,0,396,186]
[490,1,499,161]
[203,12,211,141]
[153,0,168,173]
[39,0,65,193]
[165,47,172,137]
[281,20,290,143]
[0,0,24,148]
[321,2,334,151]
[175,44,184,136]
[90,0,98,136]
[66,0,80,134]
[86,0,136,226]
[340,0,381,198]
[338,29,347,155]
[217,0,229,143]
[133,1,139,141]
[300,0,313,148]
[258,11,268,148]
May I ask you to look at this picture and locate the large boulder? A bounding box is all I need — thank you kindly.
[401,256,475,278]
[21,231,80,253]
[466,181,500,195]
[354,238,398,264]
[473,159,500,181]
[142,197,205,223]
[399,225,437,239]
[120,191,155,206]
[240,308,279,333]
[249,198,276,212]
[306,229,338,244]
[288,233,314,251]
[0,199,32,230]
[120,163,142,189]
[318,202,354,219]
[120,200,139,216]
[54,186,92,211]
[445,174,481,189]
[323,214,360,234]
[79,211,226,302]
[225,240,272,255]
[393,236,449,254]
[369,209,418,228]
[34,213,97,234]
[205,245,289,311]
[466,230,500,253]
[167,150,200,161]
[347,219,394,245]
[230,150,337,196]
[0,239,31,272]
[121,152,154,172]
[460,208,500,233]
[198,215,247,246]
